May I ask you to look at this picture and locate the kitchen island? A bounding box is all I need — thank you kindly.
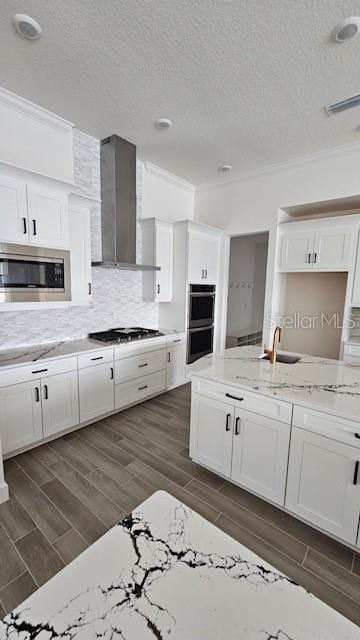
[189,346,360,549]
[0,490,358,638]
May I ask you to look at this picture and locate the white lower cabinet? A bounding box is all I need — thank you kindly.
[115,370,166,411]
[166,344,186,389]
[231,409,291,506]
[285,427,360,545]
[79,363,115,422]
[41,372,79,438]
[190,394,234,477]
[0,381,43,454]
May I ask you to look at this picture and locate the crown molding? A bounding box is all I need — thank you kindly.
[0,87,74,134]
[198,140,360,192]
[144,161,195,193]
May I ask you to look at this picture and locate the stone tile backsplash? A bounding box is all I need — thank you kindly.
[0,130,159,349]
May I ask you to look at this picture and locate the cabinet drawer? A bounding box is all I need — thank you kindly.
[344,343,360,359]
[166,334,186,347]
[114,337,166,360]
[293,405,360,448]
[0,356,78,389]
[115,370,166,410]
[115,349,165,384]
[192,377,292,424]
[78,349,113,370]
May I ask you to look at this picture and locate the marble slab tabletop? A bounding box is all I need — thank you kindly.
[0,490,358,639]
[0,328,182,370]
[189,345,360,423]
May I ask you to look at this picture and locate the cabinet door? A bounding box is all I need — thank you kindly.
[189,393,233,477]
[41,372,79,438]
[188,231,219,284]
[231,409,290,505]
[166,344,186,389]
[286,427,360,544]
[314,227,353,271]
[279,231,315,271]
[69,204,92,303]
[155,223,173,301]
[352,234,360,306]
[79,363,114,423]
[27,184,69,248]
[0,176,28,243]
[0,381,43,454]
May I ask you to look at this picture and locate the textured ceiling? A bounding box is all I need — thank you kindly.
[1,0,360,186]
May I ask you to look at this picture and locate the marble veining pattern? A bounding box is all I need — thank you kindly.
[0,491,358,639]
[0,131,159,350]
[190,345,360,421]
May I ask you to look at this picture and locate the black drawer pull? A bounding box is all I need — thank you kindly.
[354,461,359,486]
[32,368,48,374]
[225,413,231,431]
[226,393,244,402]
[91,356,104,361]
[235,416,241,436]
[138,385,148,391]
[138,363,148,368]
[173,339,181,343]
[355,433,360,439]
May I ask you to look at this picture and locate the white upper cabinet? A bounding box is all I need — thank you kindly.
[286,426,360,545]
[27,184,69,248]
[0,175,28,243]
[69,202,92,304]
[142,218,173,302]
[0,175,70,249]
[279,230,315,271]
[188,228,219,284]
[279,221,356,272]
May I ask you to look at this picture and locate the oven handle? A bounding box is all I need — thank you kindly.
[189,292,216,297]
[188,325,214,334]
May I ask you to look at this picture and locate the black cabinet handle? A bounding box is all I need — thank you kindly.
[225,413,231,431]
[32,368,48,374]
[138,384,148,391]
[22,217,27,234]
[138,363,148,368]
[355,433,360,439]
[157,284,160,294]
[235,416,240,436]
[32,219,37,236]
[353,461,359,486]
[225,392,244,402]
[205,269,208,279]
[168,352,171,363]
[314,252,317,264]
[44,384,48,400]
[173,339,181,343]
[110,367,114,380]
[91,356,103,361]
[35,387,40,402]
[88,282,92,295]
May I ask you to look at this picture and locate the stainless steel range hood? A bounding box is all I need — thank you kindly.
[92,134,159,271]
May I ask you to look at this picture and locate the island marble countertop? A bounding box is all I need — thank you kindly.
[189,345,360,423]
[0,328,183,370]
[0,490,358,639]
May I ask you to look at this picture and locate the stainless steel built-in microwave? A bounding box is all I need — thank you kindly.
[0,243,71,302]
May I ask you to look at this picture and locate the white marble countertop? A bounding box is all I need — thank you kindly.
[189,346,360,423]
[0,490,358,639]
[0,328,183,370]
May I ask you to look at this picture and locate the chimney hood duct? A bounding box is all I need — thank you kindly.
[92,134,160,271]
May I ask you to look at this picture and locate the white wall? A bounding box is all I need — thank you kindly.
[142,163,195,222]
[195,144,360,342]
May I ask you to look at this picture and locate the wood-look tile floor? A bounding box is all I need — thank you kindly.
[0,383,360,625]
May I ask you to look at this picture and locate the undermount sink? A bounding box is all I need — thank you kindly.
[259,353,301,364]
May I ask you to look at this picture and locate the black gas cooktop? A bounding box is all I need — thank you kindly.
[88,327,164,344]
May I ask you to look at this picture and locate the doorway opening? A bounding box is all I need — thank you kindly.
[225,232,269,349]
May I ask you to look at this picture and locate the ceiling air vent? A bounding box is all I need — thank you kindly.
[326,94,360,116]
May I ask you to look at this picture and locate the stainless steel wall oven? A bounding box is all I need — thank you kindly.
[187,284,215,363]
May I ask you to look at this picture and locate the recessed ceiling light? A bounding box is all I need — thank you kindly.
[13,14,42,40]
[332,17,360,42]
[154,118,172,130]
[218,164,232,173]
